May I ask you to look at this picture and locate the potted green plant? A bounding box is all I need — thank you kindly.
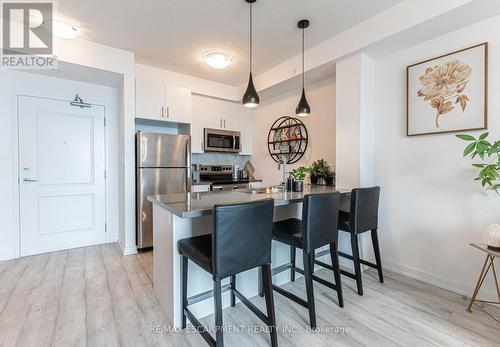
[457,132,500,250]
[457,132,500,192]
[310,159,335,185]
[291,166,310,192]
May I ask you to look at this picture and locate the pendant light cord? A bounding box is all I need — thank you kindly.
[249,2,253,73]
[301,27,305,89]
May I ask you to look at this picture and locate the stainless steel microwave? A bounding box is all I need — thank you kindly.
[204,128,241,153]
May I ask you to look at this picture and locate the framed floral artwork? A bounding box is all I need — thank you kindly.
[406,42,488,136]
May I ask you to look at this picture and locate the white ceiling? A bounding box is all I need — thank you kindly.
[55,0,402,86]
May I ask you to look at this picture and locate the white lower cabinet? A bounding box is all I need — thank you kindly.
[191,184,211,193]
[249,181,262,189]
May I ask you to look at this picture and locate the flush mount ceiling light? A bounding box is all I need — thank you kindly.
[51,19,79,39]
[295,19,311,117]
[242,0,260,108]
[205,52,233,69]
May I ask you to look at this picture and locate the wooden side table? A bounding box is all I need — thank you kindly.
[466,243,500,323]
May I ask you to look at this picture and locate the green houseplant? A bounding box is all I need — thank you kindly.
[456,132,500,192]
[310,159,335,185]
[291,166,310,192]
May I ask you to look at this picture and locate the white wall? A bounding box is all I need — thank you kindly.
[251,77,336,186]
[0,70,119,261]
[135,63,238,100]
[374,15,500,296]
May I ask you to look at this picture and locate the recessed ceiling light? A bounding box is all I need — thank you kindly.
[52,19,79,39]
[205,52,233,69]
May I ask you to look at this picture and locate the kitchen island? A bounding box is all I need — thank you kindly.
[148,185,350,328]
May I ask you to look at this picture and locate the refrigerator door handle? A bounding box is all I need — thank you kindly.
[186,139,192,193]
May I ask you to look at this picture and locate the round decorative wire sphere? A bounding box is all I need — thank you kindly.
[267,116,308,165]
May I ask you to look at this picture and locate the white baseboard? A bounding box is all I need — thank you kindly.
[118,240,138,256]
[0,250,14,262]
[383,260,496,300]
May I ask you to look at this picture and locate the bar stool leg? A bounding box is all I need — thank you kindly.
[351,234,363,295]
[213,279,224,346]
[371,229,384,283]
[303,251,317,329]
[230,275,236,307]
[181,255,188,329]
[329,242,344,308]
[261,264,278,347]
[290,246,296,282]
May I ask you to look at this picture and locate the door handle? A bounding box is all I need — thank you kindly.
[223,119,226,128]
[23,178,37,182]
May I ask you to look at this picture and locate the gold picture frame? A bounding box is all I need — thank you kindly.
[406,42,488,136]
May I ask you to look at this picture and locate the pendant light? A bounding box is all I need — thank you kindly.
[296,19,311,117]
[242,0,260,108]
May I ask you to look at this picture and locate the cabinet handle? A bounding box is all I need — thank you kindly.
[224,119,226,128]
[167,106,170,118]
[161,106,164,118]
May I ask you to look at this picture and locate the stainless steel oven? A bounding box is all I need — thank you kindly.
[204,128,241,153]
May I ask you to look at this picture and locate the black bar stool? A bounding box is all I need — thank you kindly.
[178,199,277,347]
[270,192,343,329]
[328,186,382,296]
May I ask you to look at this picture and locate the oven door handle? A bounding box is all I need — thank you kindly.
[233,135,236,151]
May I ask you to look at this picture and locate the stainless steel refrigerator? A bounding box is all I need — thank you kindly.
[136,132,191,251]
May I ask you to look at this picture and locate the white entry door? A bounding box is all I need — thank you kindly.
[18,96,106,256]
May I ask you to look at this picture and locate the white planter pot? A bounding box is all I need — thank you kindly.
[485,224,500,251]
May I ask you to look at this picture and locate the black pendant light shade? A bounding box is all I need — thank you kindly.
[296,88,311,116]
[243,0,260,108]
[243,72,260,107]
[296,19,310,117]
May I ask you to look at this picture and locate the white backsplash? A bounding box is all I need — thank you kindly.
[192,153,251,168]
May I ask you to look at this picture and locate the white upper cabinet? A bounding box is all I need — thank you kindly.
[135,79,164,120]
[240,107,253,155]
[191,95,253,155]
[135,79,192,124]
[221,100,240,131]
[164,86,192,124]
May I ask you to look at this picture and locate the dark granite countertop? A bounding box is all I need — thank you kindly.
[148,185,350,218]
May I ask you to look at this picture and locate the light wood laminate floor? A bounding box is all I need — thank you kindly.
[0,243,498,346]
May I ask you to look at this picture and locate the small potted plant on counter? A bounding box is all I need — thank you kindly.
[310,159,335,185]
[291,166,310,192]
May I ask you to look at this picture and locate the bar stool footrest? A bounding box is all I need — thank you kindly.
[272,284,308,309]
[233,288,271,326]
[184,308,216,347]
[187,283,232,306]
[338,251,378,269]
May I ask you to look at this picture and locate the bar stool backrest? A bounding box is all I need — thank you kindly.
[212,198,275,280]
[302,192,341,253]
[350,186,380,234]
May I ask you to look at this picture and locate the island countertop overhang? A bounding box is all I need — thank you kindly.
[147,186,350,218]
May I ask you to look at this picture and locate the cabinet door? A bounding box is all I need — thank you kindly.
[135,79,164,120]
[165,86,192,124]
[240,107,253,155]
[221,100,240,130]
[191,95,218,153]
